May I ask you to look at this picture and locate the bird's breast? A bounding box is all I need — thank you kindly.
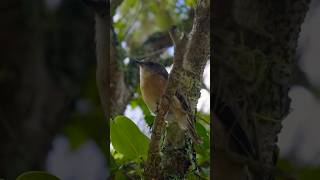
[140,74,166,113]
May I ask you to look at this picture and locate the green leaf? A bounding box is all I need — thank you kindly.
[195,122,209,148]
[130,97,151,116]
[197,112,210,124]
[144,115,155,127]
[110,116,150,160]
[195,121,208,138]
[194,121,210,164]
[119,0,137,15]
[16,171,60,180]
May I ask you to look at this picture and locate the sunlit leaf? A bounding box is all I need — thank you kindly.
[110,116,150,160]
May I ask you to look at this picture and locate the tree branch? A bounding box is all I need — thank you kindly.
[144,26,186,179]
[145,0,210,178]
[94,8,108,118]
[109,25,132,117]
[87,0,131,118]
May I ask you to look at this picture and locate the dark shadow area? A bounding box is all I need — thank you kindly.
[0,0,108,179]
[213,0,320,179]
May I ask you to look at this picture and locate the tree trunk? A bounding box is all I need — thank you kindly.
[0,0,97,178]
[213,0,310,179]
[0,1,67,178]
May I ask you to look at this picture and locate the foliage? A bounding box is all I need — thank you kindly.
[16,171,60,180]
[61,66,109,169]
[108,113,210,178]
[113,0,195,53]
[110,116,149,178]
[110,116,150,160]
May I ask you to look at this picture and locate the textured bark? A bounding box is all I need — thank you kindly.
[109,27,132,117]
[213,0,310,179]
[95,12,108,118]
[86,0,131,118]
[0,0,100,178]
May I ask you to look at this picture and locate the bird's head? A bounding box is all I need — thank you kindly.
[132,59,169,80]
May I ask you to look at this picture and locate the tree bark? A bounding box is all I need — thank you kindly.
[0,1,68,178]
[86,0,131,119]
[0,0,100,178]
[213,0,310,179]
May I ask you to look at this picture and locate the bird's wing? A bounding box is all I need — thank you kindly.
[175,92,191,114]
[174,92,201,143]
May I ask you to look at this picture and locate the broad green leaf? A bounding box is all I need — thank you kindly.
[195,121,210,164]
[110,116,150,160]
[197,112,210,124]
[196,122,209,147]
[16,171,59,180]
[195,121,208,138]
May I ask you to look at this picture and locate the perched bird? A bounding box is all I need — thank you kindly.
[134,59,201,144]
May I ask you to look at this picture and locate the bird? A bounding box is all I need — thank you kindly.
[133,59,201,144]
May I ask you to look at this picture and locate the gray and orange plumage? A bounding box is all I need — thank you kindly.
[135,60,201,144]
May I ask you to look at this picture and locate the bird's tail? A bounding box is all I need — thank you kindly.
[187,115,202,144]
